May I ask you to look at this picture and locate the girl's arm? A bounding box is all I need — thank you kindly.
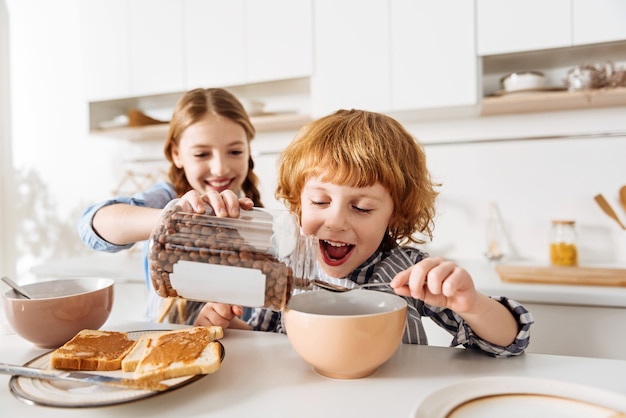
[92,204,162,245]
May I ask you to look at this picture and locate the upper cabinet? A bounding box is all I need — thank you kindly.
[184,1,246,88]
[477,0,626,56]
[311,0,477,118]
[81,0,313,102]
[185,0,312,88]
[390,0,476,111]
[244,0,312,84]
[476,0,571,56]
[80,0,184,101]
[573,0,626,45]
[311,0,391,116]
[80,0,626,137]
[129,0,185,97]
[79,0,131,101]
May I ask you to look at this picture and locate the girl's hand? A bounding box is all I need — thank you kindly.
[390,257,478,314]
[178,190,254,217]
[193,302,248,329]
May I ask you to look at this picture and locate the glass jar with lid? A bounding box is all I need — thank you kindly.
[549,220,578,267]
[148,199,318,310]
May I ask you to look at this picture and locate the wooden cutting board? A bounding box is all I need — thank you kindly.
[495,265,626,287]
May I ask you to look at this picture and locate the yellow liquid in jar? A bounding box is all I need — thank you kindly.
[550,242,578,266]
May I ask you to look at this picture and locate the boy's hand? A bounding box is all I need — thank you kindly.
[390,257,478,314]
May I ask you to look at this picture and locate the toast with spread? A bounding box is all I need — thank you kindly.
[133,326,223,381]
[50,329,138,371]
[50,326,224,381]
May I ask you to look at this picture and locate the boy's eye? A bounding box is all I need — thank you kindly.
[311,200,328,206]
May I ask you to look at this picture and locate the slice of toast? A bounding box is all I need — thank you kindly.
[133,326,223,381]
[50,329,138,371]
[121,332,160,372]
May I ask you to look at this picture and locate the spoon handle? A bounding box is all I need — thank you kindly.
[594,195,626,230]
[1,276,32,299]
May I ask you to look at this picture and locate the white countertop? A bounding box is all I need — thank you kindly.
[2,279,626,416]
[2,323,626,417]
[459,259,626,308]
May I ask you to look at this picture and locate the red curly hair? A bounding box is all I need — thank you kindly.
[276,109,439,245]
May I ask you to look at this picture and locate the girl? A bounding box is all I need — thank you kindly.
[78,87,263,325]
[195,109,534,357]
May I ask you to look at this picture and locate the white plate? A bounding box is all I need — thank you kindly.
[8,330,224,408]
[413,376,626,418]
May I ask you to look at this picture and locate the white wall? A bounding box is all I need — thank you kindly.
[6,0,130,279]
[4,0,626,283]
[1,0,15,279]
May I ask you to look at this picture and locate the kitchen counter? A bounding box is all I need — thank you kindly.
[2,278,626,416]
[459,259,626,308]
[2,324,626,417]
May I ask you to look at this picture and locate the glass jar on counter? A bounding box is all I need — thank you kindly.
[549,220,578,267]
[148,199,318,310]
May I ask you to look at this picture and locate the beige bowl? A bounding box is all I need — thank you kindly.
[3,278,114,348]
[284,289,407,379]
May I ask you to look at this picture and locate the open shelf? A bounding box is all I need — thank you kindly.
[481,87,626,116]
[89,112,311,141]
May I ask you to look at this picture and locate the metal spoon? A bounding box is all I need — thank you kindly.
[594,194,626,230]
[312,279,391,293]
[1,276,33,299]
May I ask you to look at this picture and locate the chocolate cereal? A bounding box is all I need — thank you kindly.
[148,203,305,311]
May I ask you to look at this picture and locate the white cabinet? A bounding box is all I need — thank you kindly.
[80,0,184,101]
[311,0,390,116]
[390,0,477,110]
[185,0,312,89]
[82,0,312,102]
[478,0,626,56]
[312,0,477,117]
[184,0,245,88]
[476,0,571,56]
[79,0,131,101]
[573,0,626,45]
[245,0,312,84]
[129,0,184,97]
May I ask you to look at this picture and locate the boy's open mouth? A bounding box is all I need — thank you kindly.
[320,239,354,266]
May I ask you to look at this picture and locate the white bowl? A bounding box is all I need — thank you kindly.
[500,71,545,92]
[284,289,407,379]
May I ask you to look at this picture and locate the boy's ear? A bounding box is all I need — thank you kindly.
[388,212,398,229]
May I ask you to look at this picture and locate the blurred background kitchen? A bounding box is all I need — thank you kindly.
[2,1,626,357]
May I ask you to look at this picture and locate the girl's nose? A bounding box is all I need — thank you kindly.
[210,154,228,176]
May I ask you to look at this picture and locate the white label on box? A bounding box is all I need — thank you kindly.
[170,260,266,307]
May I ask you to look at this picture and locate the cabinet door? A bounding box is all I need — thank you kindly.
[391,0,477,110]
[311,0,390,117]
[245,0,313,83]
[128,0,184,96]
[476,0,571,56]
[184,0,245,88]
[79,0,131,101]
[573,0,626,45]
